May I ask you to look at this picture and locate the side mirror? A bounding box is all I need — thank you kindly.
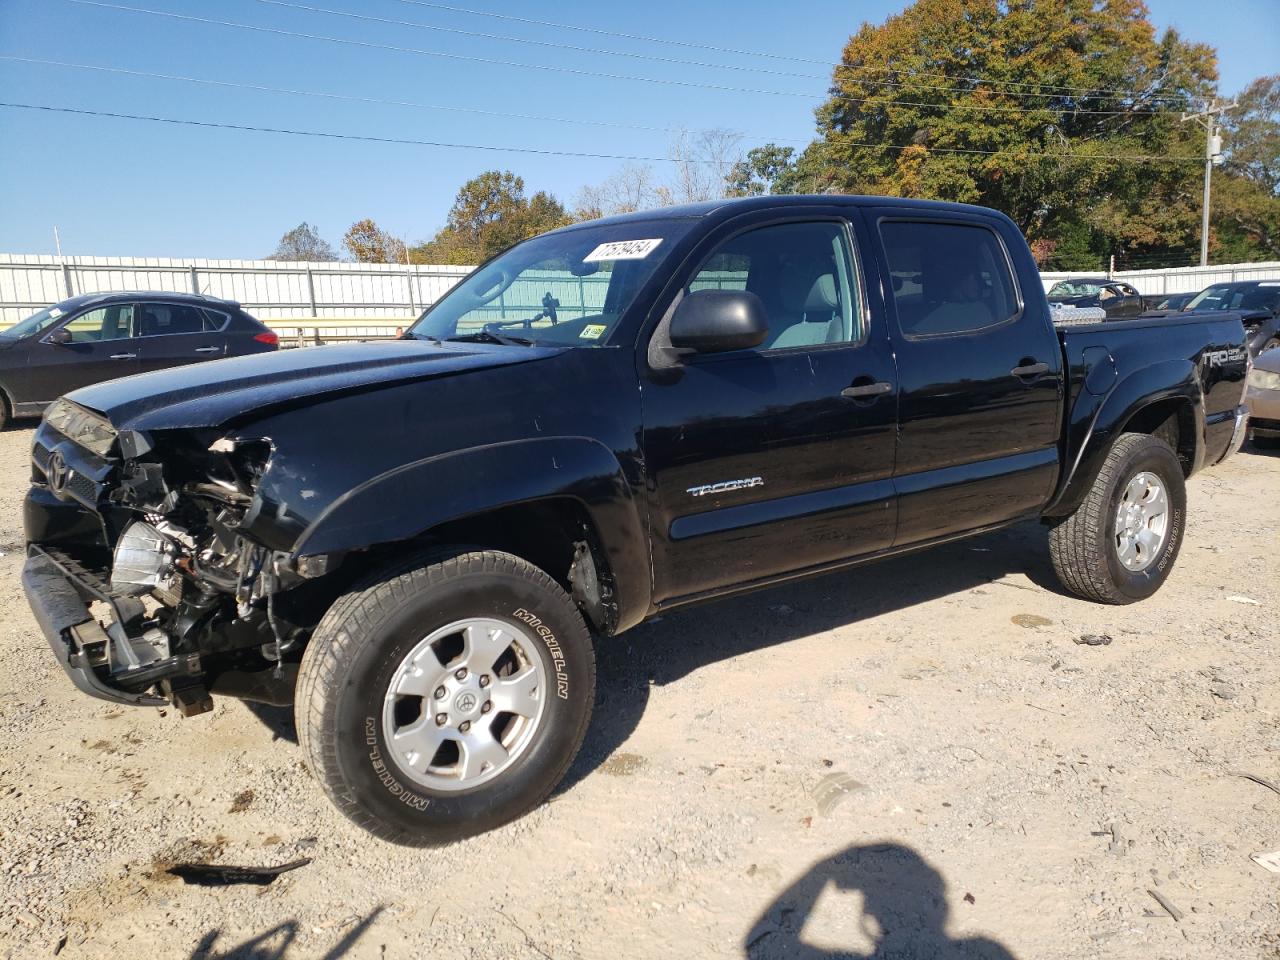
[48,329,72,345]
[669,289,768,355]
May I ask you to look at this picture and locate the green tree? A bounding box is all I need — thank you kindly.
[269,222,337,261]
[413,171,571,264]
[1222,75,1279,193]
[726,145,799,196]
[343,219,408,264]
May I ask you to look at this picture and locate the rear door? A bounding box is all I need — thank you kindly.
[136,302,228,373]
[17,302,140,403]
[870,211,1063,545]
[640,210,898,604]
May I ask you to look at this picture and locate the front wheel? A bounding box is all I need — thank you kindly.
[296,548,595,846]
[1048,433,1186,604]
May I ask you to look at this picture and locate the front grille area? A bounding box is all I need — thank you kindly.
[1253,417,1280,431]
[31,429,109,509]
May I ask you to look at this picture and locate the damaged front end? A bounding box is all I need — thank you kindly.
[24,399,335,716]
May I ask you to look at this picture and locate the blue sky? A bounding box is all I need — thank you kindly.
[0,0,1275,258]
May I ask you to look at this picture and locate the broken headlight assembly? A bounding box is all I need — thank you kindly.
[43,399,117,457]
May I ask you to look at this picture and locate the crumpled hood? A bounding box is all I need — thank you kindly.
[66,339,564,431]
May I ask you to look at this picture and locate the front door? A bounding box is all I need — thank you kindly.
[17,302,140,405]
[872,213,1063,545]
[640,214,898,605]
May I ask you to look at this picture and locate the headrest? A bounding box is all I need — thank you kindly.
[804,274,838,312]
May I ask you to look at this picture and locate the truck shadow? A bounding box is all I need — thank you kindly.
[564,520,1063,792]
[743,843,1017,959]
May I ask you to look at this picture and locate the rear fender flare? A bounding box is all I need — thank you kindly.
[1048,360,1203,517]
[293,436,651,630]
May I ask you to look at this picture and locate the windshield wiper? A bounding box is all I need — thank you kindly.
[446,327,534,347]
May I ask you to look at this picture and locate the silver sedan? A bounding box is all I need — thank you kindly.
[1247,346,1280,448]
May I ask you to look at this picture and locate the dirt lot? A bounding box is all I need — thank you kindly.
[0,425,1277,960]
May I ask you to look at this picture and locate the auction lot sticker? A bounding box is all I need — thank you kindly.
[583,238,663,262]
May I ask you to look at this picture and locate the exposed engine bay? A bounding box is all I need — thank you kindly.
[28,400,342,716]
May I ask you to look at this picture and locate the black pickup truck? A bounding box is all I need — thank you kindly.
[23,196,1250,845]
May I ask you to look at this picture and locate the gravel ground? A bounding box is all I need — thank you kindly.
[1,425,1277,960]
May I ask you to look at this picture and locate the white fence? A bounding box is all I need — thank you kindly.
[1039,261,1280,296]
[4,253,1279,334]
[0,254,473,327]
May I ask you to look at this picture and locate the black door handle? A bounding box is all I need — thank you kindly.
[1011,361,1049,378]
[841,380,893,399]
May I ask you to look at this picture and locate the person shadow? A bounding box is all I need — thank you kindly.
[743,844,1017,960]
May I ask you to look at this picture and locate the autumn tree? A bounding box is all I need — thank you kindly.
[269,222,337,261]
[343,219,407,264]
[776,0,1258,266]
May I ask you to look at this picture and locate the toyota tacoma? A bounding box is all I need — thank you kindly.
[23,196,1251,845]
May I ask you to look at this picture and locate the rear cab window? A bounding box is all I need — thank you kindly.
[880,220,1021,338]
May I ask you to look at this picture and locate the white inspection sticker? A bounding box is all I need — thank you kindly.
[583,238,663,262]
[48,307,63,319]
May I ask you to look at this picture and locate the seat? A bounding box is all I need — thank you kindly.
[913,261,995,336]
[768,274,843,348]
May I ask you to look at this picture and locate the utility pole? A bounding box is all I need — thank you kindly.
[1181,98,1235,267]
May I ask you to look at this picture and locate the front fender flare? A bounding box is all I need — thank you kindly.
[293,436,651,630]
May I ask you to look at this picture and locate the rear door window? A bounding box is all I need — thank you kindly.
[138,303,207,336]
[880,221,1020,338]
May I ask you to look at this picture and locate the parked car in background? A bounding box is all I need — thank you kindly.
[1046,277,1145,319]
[1148,291,1198,312]
[0,292,278,428]
[1180,281,1280,357]
[1246,346,1280,449]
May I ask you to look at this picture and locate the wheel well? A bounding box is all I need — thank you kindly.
[390,498,617,631]
[1120,398,1195,475]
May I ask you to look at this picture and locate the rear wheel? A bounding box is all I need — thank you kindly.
[296,548,595,846]
[1049,433,1186,604]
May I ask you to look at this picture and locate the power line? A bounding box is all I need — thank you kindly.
[252,0,1182,106]
[63,0,1173,117]
[0,55,812,144]
[384,0,1189,102]
[0,101,678,161]
[0,101,1203,164]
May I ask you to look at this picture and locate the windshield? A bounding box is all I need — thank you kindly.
[1186,284,1280,313]
[409,220,695,346]
[2,304,69,339]
[1048,281,1103,297]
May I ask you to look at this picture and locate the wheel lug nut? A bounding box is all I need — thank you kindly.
[478,674,490,688]
[455,668,467,680]
[481,701,492,714]
[434,686,447,699]
[459,720,471,733]
[435,713,448,726]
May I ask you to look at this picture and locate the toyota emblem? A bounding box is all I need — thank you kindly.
[46,450,71,498]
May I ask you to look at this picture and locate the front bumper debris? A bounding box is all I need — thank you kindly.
[23,545,206,710]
